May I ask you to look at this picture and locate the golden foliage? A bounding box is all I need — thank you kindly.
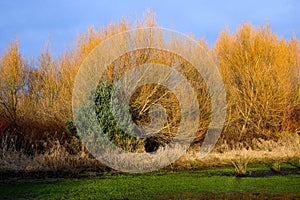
[215,23,300,142]
[0,12,299,151]
[0,38,29,122]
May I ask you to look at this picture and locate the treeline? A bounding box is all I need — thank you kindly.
[0,11,299,154]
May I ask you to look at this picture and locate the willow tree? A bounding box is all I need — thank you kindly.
[0,38,29,123]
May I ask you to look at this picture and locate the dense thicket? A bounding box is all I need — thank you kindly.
[0,11,299,154]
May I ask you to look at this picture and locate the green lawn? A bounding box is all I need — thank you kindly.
[0,166,299,199]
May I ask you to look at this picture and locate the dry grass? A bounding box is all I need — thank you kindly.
[271,160,281,173]
[0,132,298,174]
[0,139,105,174]
[175,132,300,169]
[231,157,250,176]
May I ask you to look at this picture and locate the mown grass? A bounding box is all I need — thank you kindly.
[0,164,299,199]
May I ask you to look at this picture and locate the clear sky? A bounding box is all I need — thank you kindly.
[0,0,299,58]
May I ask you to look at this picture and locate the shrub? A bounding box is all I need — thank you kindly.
[215,23,300,142]
[74,81,145,152]
[95,81,145,152]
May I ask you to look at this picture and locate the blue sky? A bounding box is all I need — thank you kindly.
[0,0,299,58]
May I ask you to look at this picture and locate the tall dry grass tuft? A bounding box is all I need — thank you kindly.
[231,155,250,177]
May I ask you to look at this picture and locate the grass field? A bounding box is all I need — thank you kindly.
[0,164,299,199]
